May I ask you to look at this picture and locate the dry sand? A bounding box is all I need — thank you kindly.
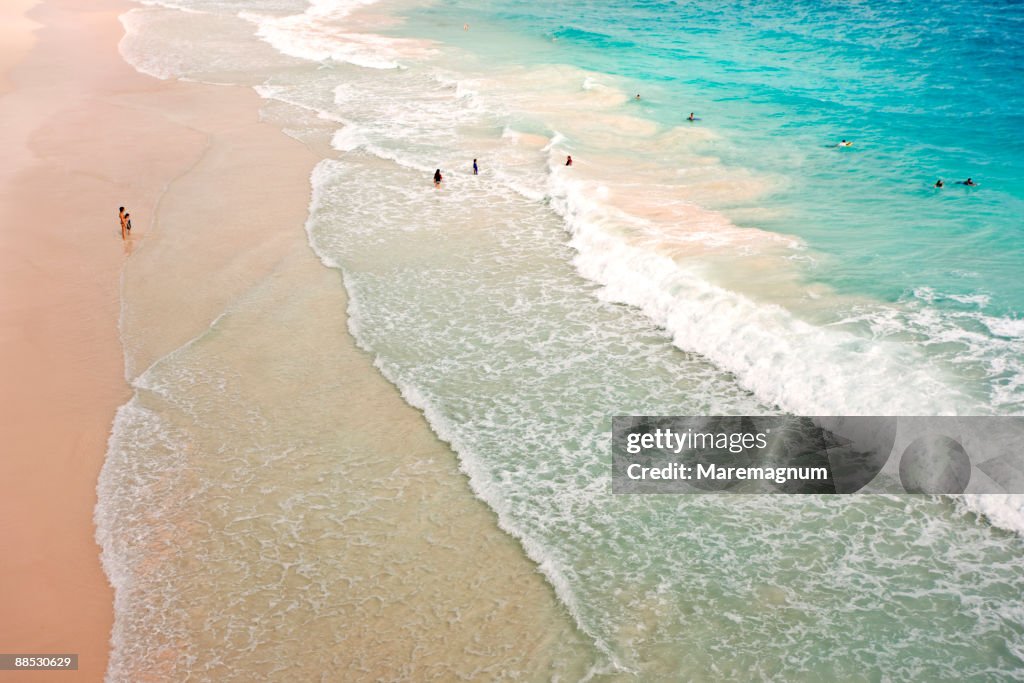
[0,1,41,95]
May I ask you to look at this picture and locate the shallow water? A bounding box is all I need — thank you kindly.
[104,0,1024,679]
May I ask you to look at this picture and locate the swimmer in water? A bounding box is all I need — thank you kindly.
[961,177,977,186]
[636,94,641,100]
[433,169,442,187]
[934,179,944,188]
[688,112,695,121]
[565,155,573,167]
[839,139,853,147]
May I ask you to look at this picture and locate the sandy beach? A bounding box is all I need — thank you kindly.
[0,1,40,95]
[2,1,588,679]
[0,0,214,678]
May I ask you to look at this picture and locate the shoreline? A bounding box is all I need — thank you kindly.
[0,0,592,679]
[0,0,221,678]
[105,5,595,675]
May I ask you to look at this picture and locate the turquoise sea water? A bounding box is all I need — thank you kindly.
[412,0,1024,307]
[395,0,1024,411]
[110,0,1024,678]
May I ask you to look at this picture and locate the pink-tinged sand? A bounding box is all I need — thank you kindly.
[0,1,594,679]
[0,1,211,679]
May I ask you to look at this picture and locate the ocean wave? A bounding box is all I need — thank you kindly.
[838,298,1024,412]
[239,0,435,70]
[541,149,976,417]
[961,495,1024,536]
[294,48,998,421]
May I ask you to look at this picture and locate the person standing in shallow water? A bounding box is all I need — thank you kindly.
[433,169,443,187]
[118,206,127,240]
[473,158,478,175]
[565,155,573,167]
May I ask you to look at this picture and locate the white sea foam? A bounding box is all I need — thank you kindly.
[330,125,366,151]
[543,156,975,417]
[984,315,1024,339]
[837,299,1024,412]
[240,0,435,70]
[913,286,991,308]
[135,0,209,13]
[120,4,303,83]
[961,495,1024,536]
[253,83,346,123]
[578,75,629,107]
[118,10,183,80]
[433,72,480,101]
[95,397,192,682]
[304,160,346,270]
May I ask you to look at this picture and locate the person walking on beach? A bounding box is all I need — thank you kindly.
[433,169,443,187]
[565,155,573,167]
[119,206,128,240]
[473,158,479,175]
